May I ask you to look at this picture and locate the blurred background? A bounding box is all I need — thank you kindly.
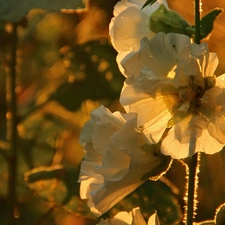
[0,0,225,224]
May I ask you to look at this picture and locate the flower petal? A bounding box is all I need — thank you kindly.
[122,92,177,143]
[197,129,224,155]
[208,116,225,144]
[110,7,153,53]
[109,0,168,54]
[148,212,160,225]
[131,207,148,225]
[161,116,224,159]
[216,73,225,88]
[201,86,223,108]
[97,207,147,225]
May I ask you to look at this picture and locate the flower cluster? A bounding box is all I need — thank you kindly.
[109,0,168,73]
[78,0,225,221]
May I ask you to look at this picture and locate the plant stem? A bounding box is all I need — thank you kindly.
[186,152,199,225]
[7,22,18,225]
[194,0,201,44]
[34,207,54,225]
[186,1,201,224]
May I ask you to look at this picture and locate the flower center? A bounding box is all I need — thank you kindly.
[177,81,204,114]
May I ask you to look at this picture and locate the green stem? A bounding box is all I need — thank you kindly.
[186,152,199,225]
[186,1,201,224]
[7,23,18,225]
[194,0,201,44]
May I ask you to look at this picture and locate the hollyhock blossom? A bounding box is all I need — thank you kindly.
[120,32,225,159]
[109,0,168,73]
[97,207,160,225]
[79,105,171,216]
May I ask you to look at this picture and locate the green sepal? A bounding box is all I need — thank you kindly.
[150,4,193,37]
[167,118,174,128]
[142,0,157,9]
[204,76,216,90]
[199,8,223,40]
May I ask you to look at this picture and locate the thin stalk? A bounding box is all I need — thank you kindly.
[186,152,200,225]
[194,0,201,44]
[6,23,18,225]
[186,1,202,224]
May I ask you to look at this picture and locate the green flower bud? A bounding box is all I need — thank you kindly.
[149,4,193,37]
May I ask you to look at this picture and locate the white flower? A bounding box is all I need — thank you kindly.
[97,207,160,225]
[109,0,168,74]
[79,105,171,216]
[120,32,225,159]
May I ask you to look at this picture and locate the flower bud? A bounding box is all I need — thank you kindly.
[149,4,193,37]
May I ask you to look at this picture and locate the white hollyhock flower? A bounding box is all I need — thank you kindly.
[79,105,171,216]
[120,32,225,159]
[97,207,160,225]
[109,0,168,74]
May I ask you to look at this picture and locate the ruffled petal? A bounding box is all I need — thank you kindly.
[121,37,155,82]
[161,126,194,159]
[122,94,177,143]
[201,86,223,108]
[121,33,192,88]
[79,105,171,215]
[161,116,223,158]
[89,166,147,215]
[120,82,150,108]
[132,33,177,78]
[116,50,133,76]
[173,114,192,143]
[196,129,224,155]
[203,52,219,77]
[208,116,225,144]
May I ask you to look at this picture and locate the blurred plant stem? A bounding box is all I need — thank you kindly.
[6,22,18,225]
[34,207,54,225]
[186,2,201,225]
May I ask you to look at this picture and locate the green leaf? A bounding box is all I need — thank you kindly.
[0,0,85,21]
[24,165,95,218]
[141,0,157,9]
[0,133,57,199]
[0,125,59,199]
[199,8,223,40]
